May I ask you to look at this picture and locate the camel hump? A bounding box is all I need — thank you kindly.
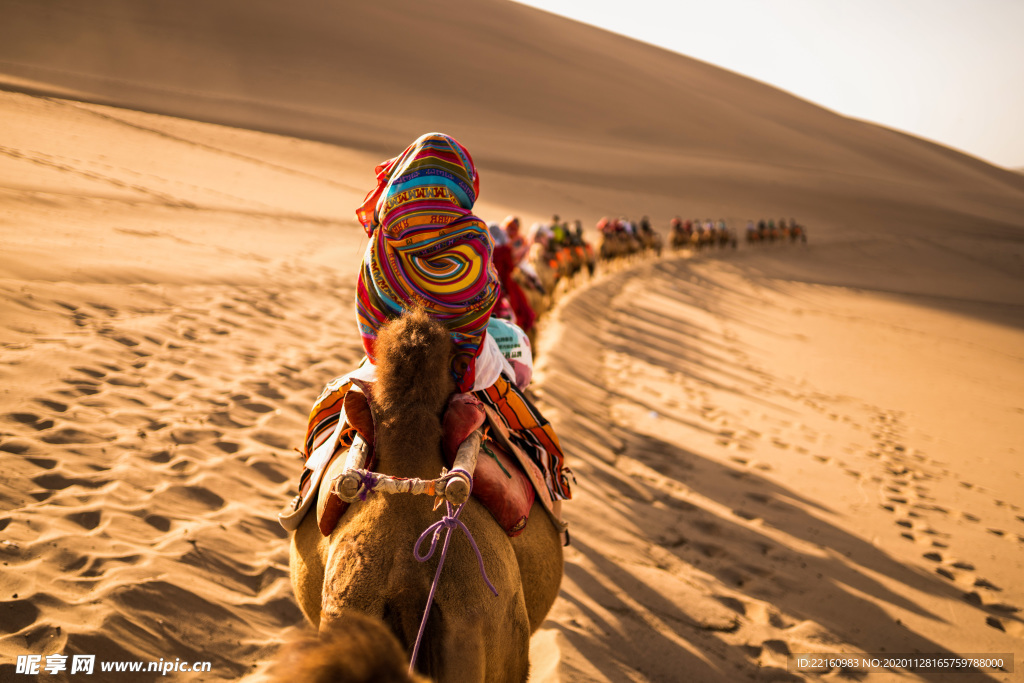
[374,307,454,417]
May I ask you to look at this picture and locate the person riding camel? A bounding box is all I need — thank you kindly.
[280,132,572,538]
[490,223,537,335]
[550,214,567,247]
[503,215,529,265]
[488,223,519,324]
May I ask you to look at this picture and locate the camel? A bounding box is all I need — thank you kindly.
[670,224,691,250]
[527,242,560,295]
[512,268,549,348]
[289,309,564,682]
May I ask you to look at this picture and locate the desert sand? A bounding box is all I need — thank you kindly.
[1,1,1023,681]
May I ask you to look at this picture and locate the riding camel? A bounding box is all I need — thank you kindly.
[527,241,561,295]
[288,309,564,682]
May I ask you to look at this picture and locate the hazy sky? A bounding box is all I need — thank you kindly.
[512,0,1024,169]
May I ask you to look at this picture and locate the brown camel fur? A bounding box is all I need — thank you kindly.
[269,611,428,683]
[289,309,564,681]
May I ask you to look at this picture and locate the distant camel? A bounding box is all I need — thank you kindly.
[289,309,563,682]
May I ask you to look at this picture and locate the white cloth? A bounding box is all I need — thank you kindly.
[472,331,516,391]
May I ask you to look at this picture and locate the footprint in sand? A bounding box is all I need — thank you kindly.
[32,472,106,491]
[0,438,35,454]
[60,379,101,397]
[0,599,40,634]
[26,457,57,469]
[169,427,222,445]
[107,334,141,348]
[238,401,275,414]
[250,431,291,450]
[40,427,107,444]
[4,412,54,431]
[250,382,286,401]
[34,399,68,413]
[86,302,118,317]
[143,514,172,532]
[145,449,173,464]
[105,374,144,388]
[246,458,290,484]
[207,411,250,429]
[162,485,225,512]
[65,510,102,530]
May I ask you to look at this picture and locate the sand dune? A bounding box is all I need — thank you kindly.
[3,0,1024,232]
[536,252,1023,680]
[1,0,1023,680]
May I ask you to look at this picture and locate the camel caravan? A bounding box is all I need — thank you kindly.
[273,132,809,681]
[668,217,737,251]
[668,216,808,251]
[481,214,598,350]
[596,215,664,260]
[744,217,807,245]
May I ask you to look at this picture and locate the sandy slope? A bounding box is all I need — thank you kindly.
[1,0,1024,679]
[0,92,374,680]
[1,89,1022,682]
[535,252,1023,682]
[3,0,1024,237]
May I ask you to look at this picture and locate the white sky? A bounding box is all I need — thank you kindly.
[512,0,1024,169]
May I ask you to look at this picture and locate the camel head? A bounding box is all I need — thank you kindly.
[370,308,456,481]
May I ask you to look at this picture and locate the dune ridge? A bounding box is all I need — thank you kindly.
[3,0,1024,233]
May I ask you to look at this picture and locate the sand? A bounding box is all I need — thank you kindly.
[1,1,1024,680]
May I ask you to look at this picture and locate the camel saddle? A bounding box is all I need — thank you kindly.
[286,388,539,538]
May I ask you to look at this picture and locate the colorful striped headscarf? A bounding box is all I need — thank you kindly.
[355,133,499,393]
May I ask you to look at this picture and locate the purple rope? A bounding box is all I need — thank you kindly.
[408,493,498,674]
[356,470,378,501]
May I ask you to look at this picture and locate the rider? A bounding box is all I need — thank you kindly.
[284,133,572,534]
[503,215,529,265]
[490,223,537,335]
[550,214,567,247]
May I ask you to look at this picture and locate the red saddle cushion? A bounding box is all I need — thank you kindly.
[460,436,535,536]
[443,392,534,536]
